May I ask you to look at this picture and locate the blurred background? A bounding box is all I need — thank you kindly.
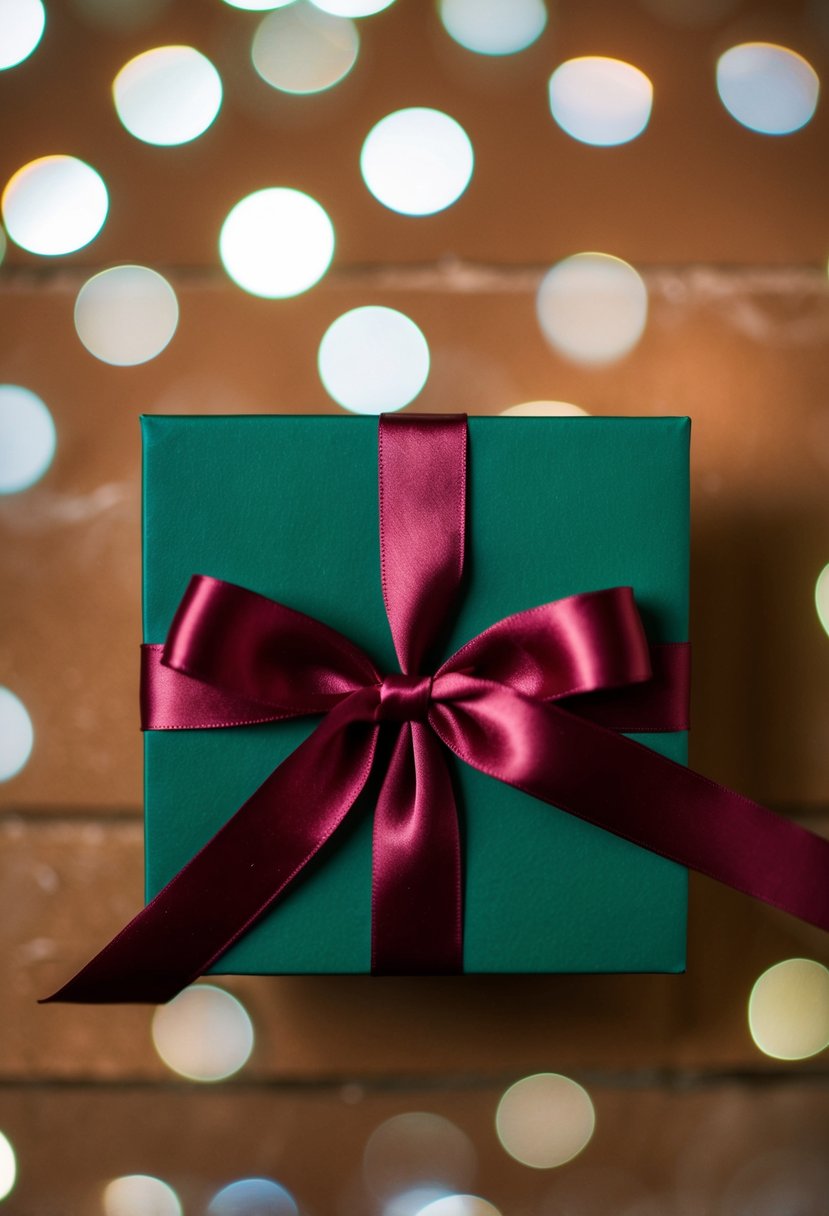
[1,0,829,1212]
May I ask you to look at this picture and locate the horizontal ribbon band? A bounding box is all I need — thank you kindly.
[43,414,829,1003]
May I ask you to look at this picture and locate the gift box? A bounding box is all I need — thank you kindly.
[139,414,690,976]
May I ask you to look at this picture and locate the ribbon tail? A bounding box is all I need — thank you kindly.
[42,690,381,1004]
[371,722,463,975]
[431,679,829,935]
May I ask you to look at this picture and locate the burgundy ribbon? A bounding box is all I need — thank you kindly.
[44,414,829,1003]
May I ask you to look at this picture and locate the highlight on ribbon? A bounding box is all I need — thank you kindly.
[43,414,829,1003]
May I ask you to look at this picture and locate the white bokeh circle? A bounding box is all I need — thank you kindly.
[252,4,359,95]
[74,266,179,365]
[716,43,819,136]
[0,0,45,70]
[318,306,430,413]
[0,384,56,493]
[536,252,648,365]
[151,984,254,1081]
[113,45,222,146]
[310,0,395,14]
[219,188,335,298]
[2,155,108,255]
[0,687,34,782]
[438,0,546,56]
[361,108,474,216]
[549,56,653,145]
[0,1131,16,1202]
[495,1073,595,1168]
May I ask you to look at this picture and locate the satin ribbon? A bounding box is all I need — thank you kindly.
[44,414,829,1003]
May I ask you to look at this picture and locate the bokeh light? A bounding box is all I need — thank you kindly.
[363,1112,476,1201]
[207,1178,298,1216]
[536,252,648,365]
[549,57,653,145]
[74,266,179,365]
[113,46,222,146]
[0,384,56,493]
[0,687,34,782]
[816,563,829,638]
[151,984,254,1081]
[310,0,395,14]
[2,155,108,255]
[438,0,546,56]
[748,958,829,1060]
[318,306,430,413]
[252,3,359,95]
[716,43,819,135]
[496,1073,596,1168]
[416,1199,500,1216]
[384,1188,453,1216]
[360,107,474,215]
[219,188,334,298]
[500,400,588,417]
[224,0,294,8]
[102,1175,182,1216]
[0,1130,16,1201]
[0,0,44,69]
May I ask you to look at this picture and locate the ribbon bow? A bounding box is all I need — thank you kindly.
[45,414,829,1003]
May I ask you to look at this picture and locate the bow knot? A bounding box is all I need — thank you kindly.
[377,673,434,723]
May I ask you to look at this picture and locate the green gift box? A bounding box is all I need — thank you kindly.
[142,414,690,975]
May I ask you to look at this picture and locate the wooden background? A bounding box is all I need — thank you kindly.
[1,0,828,1212]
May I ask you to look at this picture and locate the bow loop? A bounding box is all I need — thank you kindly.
[162,574,380,715]
[437,586,652,701]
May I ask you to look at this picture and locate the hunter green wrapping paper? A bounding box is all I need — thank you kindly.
[142,415,690,974]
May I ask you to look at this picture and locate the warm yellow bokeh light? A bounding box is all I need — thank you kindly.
[500,400,588,417]
[748,958,829,1060]
[536,252,648,366]
[252,3,359,95]
[549,56,653,145]
[151,984,254,1081]
[496,1073,596,1168]
[815,563,829,638]
[113,45,222,145]
[717,43,819,135]
[219,187,335,298]
[2,155,108,255]
[103,1175,182,1216]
